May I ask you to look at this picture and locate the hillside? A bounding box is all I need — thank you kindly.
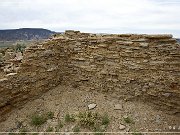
[176,38,180,43]
[0,28,56,41]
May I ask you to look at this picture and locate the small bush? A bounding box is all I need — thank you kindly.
[62,112,110,131]
[123,116,133,124]
[65,113,75,122]
[46,126,53,132]
[46,111,54,119]
[30,111,55,126]
[77,112,99,128]
[30,114,47,126]
[58,120,63,128]
[8,133,16,135]
[19,128,28,135]
[14,43,26,53]
[73,125,80,132]
[132,133,143,135]
[101,114,110,125]
[55,120,63,132]
[94,126,104,135]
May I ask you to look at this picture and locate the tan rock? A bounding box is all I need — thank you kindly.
[88,103,97,110]
[119,124,126,130]
[114,104,123,110]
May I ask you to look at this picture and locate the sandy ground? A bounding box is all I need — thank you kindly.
[0,85,179,134]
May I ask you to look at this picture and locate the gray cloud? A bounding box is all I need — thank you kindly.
[0,0,179,37]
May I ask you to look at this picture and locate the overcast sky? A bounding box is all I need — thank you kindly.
[0,0,180,37]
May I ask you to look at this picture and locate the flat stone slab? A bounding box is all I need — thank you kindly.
[0,78,8,82]
[114,104,123,110]
[119,124,126,130]
[6,73,17,77]
[88,103,97,110]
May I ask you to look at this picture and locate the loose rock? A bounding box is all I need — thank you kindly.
[114,104,123,110]
[88,103,97,110]
[119,124,126,130]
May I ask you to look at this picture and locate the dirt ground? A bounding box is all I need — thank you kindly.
[0,85,179,135]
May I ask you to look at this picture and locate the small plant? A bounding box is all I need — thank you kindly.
[46,126,53,132]
[19,128,28,135]
[14,43,26,53]
[46,111,54,119]
[65,113,75,122]
[30,111,55,126]
[30,113,47,126]
[132,132,143,135]
[123,116,133,124]
[101,114,110,125]
[55,120,64,132]
[77,112,99,128]
[8,133,16,135]
[73,125,80,132]
[94,126,104,135]
[58,120,64,128]
[63,112,110,132]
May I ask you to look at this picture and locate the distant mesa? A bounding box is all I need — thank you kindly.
[176,38,180,43]
[0,28,56,41]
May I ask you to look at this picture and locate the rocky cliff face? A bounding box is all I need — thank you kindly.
[0,30,179,121]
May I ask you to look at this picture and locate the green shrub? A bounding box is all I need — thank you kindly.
[94,126,104,135]
[77,112,99,128]
[30,111,55,126]
[123,116,133,124]
[46,126,53,132]
[14,43,26,53]
[132,133,143,135]
[55,120,64,132]
[30,113,47,126]
[8,133,16,135]
[58,120,63,128]
[73,125,80,132]
[65,113,75,122]
[62,112,110,131]
[101,114,110,125]
[19,128,28,135]
[46,111,54,119]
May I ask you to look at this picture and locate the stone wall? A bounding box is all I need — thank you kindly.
[0,30,180,121]
[0,43,65,121]
[55,31,180,113]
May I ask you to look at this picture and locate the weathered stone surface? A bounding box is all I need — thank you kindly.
[15,52,23,61]
[4,51,16,61]
[139,43,149,47]
[114,104,123,110]
[119,124,126,130]
[88,103,97,110]
[6,73,17,77]
[0,78,8,82]
[144,34,173,39]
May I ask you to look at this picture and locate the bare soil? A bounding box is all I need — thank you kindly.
[0,85,179,134]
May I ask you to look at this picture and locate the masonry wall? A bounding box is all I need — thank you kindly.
[57,31,180,113]
[0,43,66,121]
[0,31,180,121]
